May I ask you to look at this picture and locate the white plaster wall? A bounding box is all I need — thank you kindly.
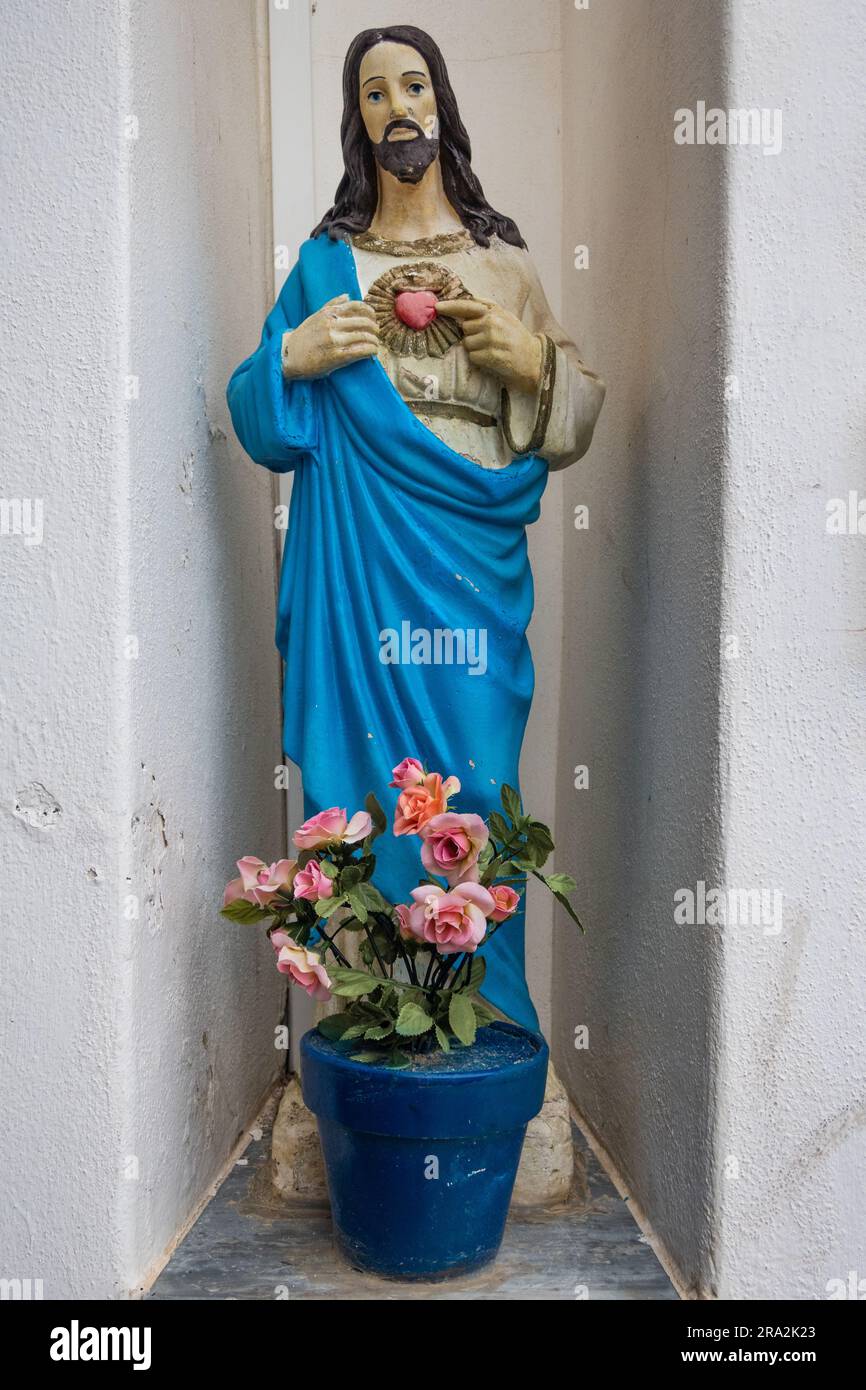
[0,0,286,1297]
[308,0,565,1031]
[556,0,865,1298]
[555,0,728,1293]
[715,0,866,1299]
[0,0,133,1302]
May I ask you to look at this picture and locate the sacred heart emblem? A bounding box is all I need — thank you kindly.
[394,289,439,331]
[364,263,468,358]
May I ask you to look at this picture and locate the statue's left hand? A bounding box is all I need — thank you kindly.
[444,298,544,395]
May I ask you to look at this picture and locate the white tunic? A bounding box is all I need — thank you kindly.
[350,229,605,471]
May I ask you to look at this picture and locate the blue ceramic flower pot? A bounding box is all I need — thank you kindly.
[300,1020,549,1280]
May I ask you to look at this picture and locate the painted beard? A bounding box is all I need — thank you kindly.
[372,119,440,185]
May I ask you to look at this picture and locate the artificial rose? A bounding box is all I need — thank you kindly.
[293,807,372,849]
[403,881,495,954]
[292,860,335,902]
[389,757,426,790]
[393,772,461,836]
[225,856,295,907]
[222,875,247,907]
[275,942,332,1001]
[270,928,293,954]
[488,883,521,922]
[394,903,415,940]
[419,812,489,884]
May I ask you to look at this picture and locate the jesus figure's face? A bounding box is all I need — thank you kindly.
[358,42,441,184]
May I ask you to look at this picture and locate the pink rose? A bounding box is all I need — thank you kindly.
[275,942,332,1001]
[394,903,415,940]
[389,757,426,789]
[222,876,247,906]
[293,807,372,849]
[273,945,332,1000]
[488,884,521,922]
[293,860,334,902]
[419,812,489,885]
[270,928,293,954]
[225,856,295,907]
[403,881,495,954]
[393,772,461,837]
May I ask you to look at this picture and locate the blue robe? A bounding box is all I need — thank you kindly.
[227,234,548,1032]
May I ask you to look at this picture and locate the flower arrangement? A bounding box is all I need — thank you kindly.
[221,757,582,1067]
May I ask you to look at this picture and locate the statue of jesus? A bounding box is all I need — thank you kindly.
[227,24,605,1033]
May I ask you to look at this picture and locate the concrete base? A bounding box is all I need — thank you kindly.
[511,1059,575,1206]
[271,1075,328,1201]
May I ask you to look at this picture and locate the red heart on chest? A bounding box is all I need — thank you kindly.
[394,289,439,330]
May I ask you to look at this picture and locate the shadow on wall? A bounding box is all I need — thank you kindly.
[553,0,729,1297]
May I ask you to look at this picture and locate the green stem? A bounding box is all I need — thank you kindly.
[315,924,352,969]
[376,910,420,985]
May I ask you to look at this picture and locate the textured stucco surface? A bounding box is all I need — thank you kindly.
[714,0,866,1299]
[555,0,865,1298]
[309,0,566,1032]
[554,0,728,1295]
[0,0,286,1297]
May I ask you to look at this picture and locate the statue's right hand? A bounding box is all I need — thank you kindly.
[281,294,380,380]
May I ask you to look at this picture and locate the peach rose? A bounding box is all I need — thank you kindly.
[403,882,495,954]
[293,807,372,849]
[393,772,461,836]
[488,884,521,922]
[419,812,489,885]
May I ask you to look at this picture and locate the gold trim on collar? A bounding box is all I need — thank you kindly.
[352,229,475,258]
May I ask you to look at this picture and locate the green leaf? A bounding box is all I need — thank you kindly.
[317,1013,352,1040]
[350,1050,386,1064]
[316,894,346,919]
[353,881,389,912]
[340,864,363,890]
[317,859,338,879]
[364,1023,394,1041]
[368,920,399,965]
[328,967,381,999]
[523,825,554,869]
[468,956,487,991]
[345,888,368,924]
[510,857,537,874]
[471,996,498,1024]
[542,872,577,895]
[532,872,585,932]
[501,784,522,824]
[363,792,387,851]
[220,898,272,925]
[434,1024,451,1053]
[365,791,387,833]
[341,1022,373,1040]
[528,821,555,851]
[553,891,584,932]
[383,1050,411,1070]
[395,1002,434,1037]
[448,992,477,1047]
[487,811,510,842]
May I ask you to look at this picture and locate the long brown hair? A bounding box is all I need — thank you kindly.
[311,25,526,249]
